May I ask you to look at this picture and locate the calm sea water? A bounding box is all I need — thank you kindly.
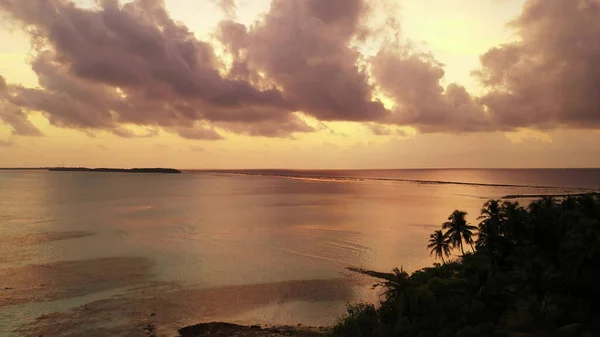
[0,169,598,336]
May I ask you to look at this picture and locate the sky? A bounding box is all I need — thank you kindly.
[1,0,599,169]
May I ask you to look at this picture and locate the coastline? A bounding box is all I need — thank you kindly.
[48,167,182,174]
[178,322,329,337]
[199,169,598,192]
[501,191,600,199]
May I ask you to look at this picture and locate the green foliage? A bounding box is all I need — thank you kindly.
[333,303,387,337]
[334,195,600,337]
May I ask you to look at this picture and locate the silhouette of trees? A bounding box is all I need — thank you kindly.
[336,195,600,337]
[427,230,451,264]
[442,210,477,254]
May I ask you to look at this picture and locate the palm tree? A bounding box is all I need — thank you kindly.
[501,201,525,231]
[479,200,503,228]
[443,210,477,255]
[347,267,414,321]
[477,200,504,253]
[380,267,414,322]
[427,230,451,264]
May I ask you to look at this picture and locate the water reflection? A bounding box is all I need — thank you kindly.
[0,257,152,307]
[14,277,367,337]
[2,170,592,335]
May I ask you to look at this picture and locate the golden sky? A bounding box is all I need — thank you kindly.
[1,0,599,169]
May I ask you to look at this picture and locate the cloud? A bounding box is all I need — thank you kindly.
[0,103,44,136]
[216,114,315,138]
[0,138,15,147]
[0,75,43,136]
[366,123,408,137]
[171,123,223,140]
[212,0,236,19]
[475,0,600,130]
[371,49,492,132]
[1,0,599,140]
[153,143,170,150]
[0,0,309,138]
[367,0,600,133]
[111,127,159,138]
[236,0,389,122]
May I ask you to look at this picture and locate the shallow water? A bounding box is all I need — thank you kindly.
[0,169,598,336]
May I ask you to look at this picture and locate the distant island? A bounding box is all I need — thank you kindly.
[48,167,181,174]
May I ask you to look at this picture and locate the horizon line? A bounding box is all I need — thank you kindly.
[1,166,600,171]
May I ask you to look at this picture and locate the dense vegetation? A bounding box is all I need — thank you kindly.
[334,195,600,337]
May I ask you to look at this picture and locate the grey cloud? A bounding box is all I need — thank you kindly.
[317,123,348,137]
[171,124,224,140]
[475,0,600,130]
[0,0,493,137]
[216,20,249,80]
[212,0,236,18]
[0,0,309,138]
[217,20,247,56]
[367,123,408,137]
[231,0,389,122]
[371,49,493,133]
[222,0,495,133]
[217,115,315,138]
[1,0,598,139]
[369,0,600,133]
[0,102,44,136]
[111,127,159,138]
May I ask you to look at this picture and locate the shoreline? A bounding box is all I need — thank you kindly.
[48,167,182,174]
[200,170,598,191]
[501,191,600,199]
[178,322,329,337]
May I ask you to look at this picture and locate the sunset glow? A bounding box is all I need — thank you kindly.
[1,0,599,168]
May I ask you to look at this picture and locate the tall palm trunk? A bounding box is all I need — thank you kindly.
[460,242,465,255]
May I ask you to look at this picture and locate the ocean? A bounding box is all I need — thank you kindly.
[0,169,598,336]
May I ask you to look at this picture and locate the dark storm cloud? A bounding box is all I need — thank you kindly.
[475,0,600,130]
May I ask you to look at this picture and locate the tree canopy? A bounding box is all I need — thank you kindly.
[334,195,600,337]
